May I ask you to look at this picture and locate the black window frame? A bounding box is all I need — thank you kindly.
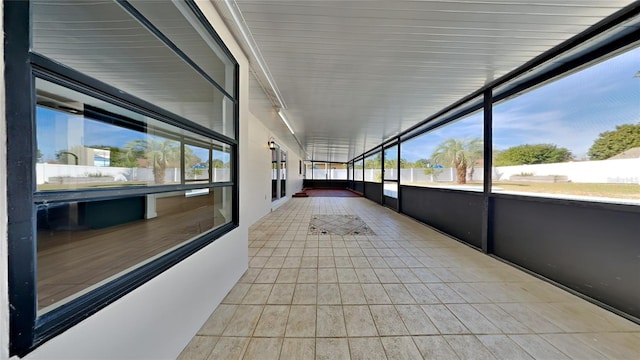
[6,0,240,356]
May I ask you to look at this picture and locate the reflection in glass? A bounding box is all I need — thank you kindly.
[213,144,232,182]
[32,0,235,138]
[281,151,287,198]
[185,144,210,183]
[37,187,232,312]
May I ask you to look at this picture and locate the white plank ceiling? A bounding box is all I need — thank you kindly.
[218,1,636,162]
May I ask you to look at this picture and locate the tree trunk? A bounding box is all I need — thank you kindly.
[456,165,467,184]
[153,165,166,184]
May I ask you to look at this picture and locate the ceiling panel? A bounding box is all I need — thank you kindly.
[223,0,635,162]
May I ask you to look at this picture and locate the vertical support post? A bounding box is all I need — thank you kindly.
[481,89,493,254]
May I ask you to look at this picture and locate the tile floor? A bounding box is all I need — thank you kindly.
[179,197,640,359]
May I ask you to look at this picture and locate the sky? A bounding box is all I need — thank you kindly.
[401,46,640,162]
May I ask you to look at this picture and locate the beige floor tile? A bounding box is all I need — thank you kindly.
[336,268,359,283]
[223,305,264,336]
[396,305,439,335]
[380,336,422,360]
[541,334,609,359]
[317,283,341,304]
[189,198,640,360]
[283,256,302,268]
[285,305,316,337]
[207,336,249,360]
[297,268,318,283]
[317,268,338,283]
[444,335,497,360]
[370,305,409,336]
[447,304,501,334]
[339,283,367,304]
[362,284,392,304]
[241,284,273,304]
[427,283,466,304]
[499,303,563,333]
[276,268,299,283]
[280,338,315,360]
[343,305,379,336]
[222,283,251,304]
[509,334,570,359]
[254,305,289,337]
[349,337,387,360]
[383,284,416,304]
[177,335,218,360]
[421,305,470,334]
[477,335,534,359]
[334,256,352,267]
[351,256,371,268]
[243,337,282,360]
[374,268,401,283]
[198,304,238,336]
[575,332,640,359]
[472,303,532,334]
[316,338,350,360]
[413,335,460,359]
[267,283,295,304]
[316,305,347,337]
[404,283,440,304]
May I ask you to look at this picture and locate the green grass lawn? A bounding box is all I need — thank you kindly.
[410,181,640,200]
[493,181,640,199]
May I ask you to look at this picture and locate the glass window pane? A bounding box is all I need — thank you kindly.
[364,152,382,183]
[400,110,484,190]
[36,78,231,191]
[185,144,210,183]
[313,162,328,180]
[384,181,398,199]
[384,145,399,181]
[213,144,232,182]
[281,151,287,198]
[329,163,347,180]
[130,0,236,95]
[492,46,640,205]
[354,159,363,181]
[32,0,235,138]
[37,186,232,312]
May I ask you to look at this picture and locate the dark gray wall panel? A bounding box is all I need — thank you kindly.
[493,196,640,320]
[384,196,398,210]
[364,182,382,204]
[303,179,349,188]
[400,186,483,248]
[354,182,364,194]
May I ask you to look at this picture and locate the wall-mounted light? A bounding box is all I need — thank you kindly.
[268,137,276,150]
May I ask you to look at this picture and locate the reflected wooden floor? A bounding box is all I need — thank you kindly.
[37,193,227,311]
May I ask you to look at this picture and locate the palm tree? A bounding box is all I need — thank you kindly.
[125,138,180,184]
[431,138,483,184]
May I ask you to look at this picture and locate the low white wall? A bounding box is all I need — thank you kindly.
[494,158,640,184]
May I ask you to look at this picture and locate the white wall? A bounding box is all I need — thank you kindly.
[1,2,10,358]
[8,2,250,359]
[495,158,640,184]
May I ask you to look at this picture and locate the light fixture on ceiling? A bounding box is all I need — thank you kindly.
[277,109,295,135]
[268,137,276,150]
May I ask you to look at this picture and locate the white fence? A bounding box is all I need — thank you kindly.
[355,158,640,185]
[36,163,231,185]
